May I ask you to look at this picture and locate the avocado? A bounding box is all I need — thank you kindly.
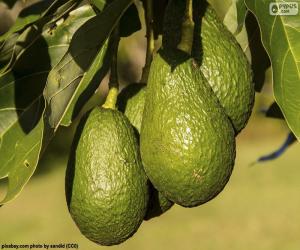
[117,83,147,133]
[65,107,149,245]
[140,49,236,207]
[163,0,254,133]
[117,83,174,219]
[144,183,174,220]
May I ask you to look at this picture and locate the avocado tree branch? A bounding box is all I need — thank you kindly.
[102,27,120,110]
[177,0,194,55]
[141,0,155,84]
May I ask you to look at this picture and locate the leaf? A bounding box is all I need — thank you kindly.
[0,0,53,42]
[60,40,111,126]
[266,101,284,119]
[208,0,232,20]
[152,0,169,39]
[90,0,106,11]
[223,0,248,35]
[0,0,81,74]
[1,0,18,8]
[0,104,45,205]
[255,132,297,163]
[119,3,141,37]
[91,0,140,37]
[0,5,96,204]
[245,0,300,139]
[235,0,248,34]
[244,11,271,92]
[44,0,133,129]
[0,33,18,71]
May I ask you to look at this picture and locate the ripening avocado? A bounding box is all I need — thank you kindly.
[117,83,174,219]
[163,0,254,133]
[144,183,174,220]
[140,49,236,207]
[117,83,147,133]
[65,107,149,246]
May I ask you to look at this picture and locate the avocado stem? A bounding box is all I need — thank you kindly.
[141,0,155,84]
[102,28,120,110]
[177,0,194,55]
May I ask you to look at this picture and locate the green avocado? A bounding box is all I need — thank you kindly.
[117,83,147,133]
[163,0,254,133]
[140,50,236,207]
[144,183,174,220]
[65,107,149,245]
[117,83,174,219]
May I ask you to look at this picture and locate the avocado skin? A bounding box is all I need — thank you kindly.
[66,107,149,246]
[140,50,236,207]
[144,183,174,220]
[117,83,147,133]
[198,5,254,133]
[118,83,174,219]
[163,0,254,133]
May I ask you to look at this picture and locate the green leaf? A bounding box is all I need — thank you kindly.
[245,0,300,139]
[0,105,45,205]
[0,5,96,204]
[266,102,284,119]
[44,0,133,129]
[0,0,81,74]
[89,0,141,37]
[153,0,169,38]
[208,0,232,20]
[0,33,18,71]
[0,0,53,42]
[244,12,270,92]
[223,0,248,34]
[119,3,141,37]
[235,0,247,34]
[1,0,18,8]
[60,40,111,126]
[90,0,106,11]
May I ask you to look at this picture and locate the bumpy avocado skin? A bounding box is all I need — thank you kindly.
[140,50,236,207]
[117,84,174,219]
[66,107,149,246]
[163,0,254,133]
[199,6,254,133]
[144,183,174,220]
[117,83,147,133]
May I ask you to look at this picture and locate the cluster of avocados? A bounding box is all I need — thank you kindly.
[65,0,254,246]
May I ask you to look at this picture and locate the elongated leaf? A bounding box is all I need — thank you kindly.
[90,0,106,11]
[1,0,80,74]
[245,12,271,91]
[235,0,247,34]
[45,0,133,128]
[60,40,111,126]
[0,5,96,204]
[256,133,297,163]
[119,3,141,37]
[0,33,18,71]
[152,0,169,39]
[0,104,45,205]
[245,0,300,139]
[1,0,18,8]
[223,0,248,34]
[266,101,284,119]
[93,0,141,37]
[0,0,53,42]
[208,0,232,20]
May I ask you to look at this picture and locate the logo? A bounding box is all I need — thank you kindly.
[269,2,299,15]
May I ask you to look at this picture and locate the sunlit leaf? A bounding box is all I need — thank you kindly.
[0,5,96,204]
[245,0,300,139]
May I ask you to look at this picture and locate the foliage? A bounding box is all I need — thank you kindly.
[0,0,299,206]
